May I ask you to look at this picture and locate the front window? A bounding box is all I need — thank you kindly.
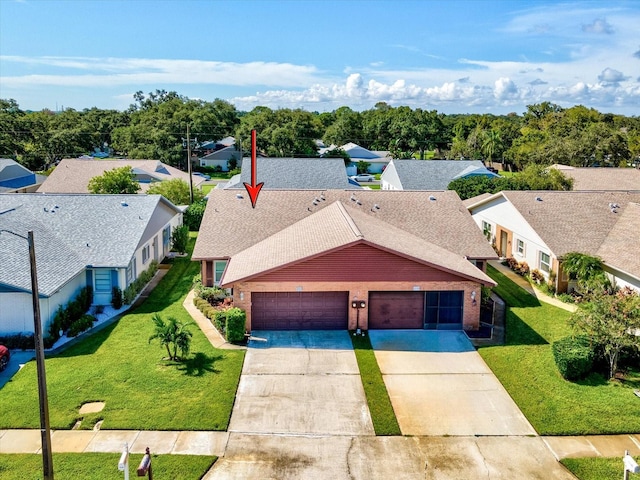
[142,245,150,264]
[214,260,227,285]
[540,252,551,273]
[482,221,492,241]
[516,239,525,256]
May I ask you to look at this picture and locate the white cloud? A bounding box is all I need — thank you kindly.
[0,56,321,88]
[598,67,629,84]
[494,77,519,100]
[582,18,614,34]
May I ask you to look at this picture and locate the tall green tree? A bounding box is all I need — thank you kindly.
[88,166,140,194]
[571,289,640,379]
[147,178,204,205]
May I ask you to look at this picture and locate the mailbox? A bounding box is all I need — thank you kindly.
[624,452,640,473]
[137,447,152,478]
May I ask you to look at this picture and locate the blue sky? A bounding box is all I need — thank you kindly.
[1,0,639,114]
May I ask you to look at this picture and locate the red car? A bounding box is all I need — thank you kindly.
[0,345,10,372]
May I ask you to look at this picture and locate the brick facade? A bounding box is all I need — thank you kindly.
[231,279,482,332]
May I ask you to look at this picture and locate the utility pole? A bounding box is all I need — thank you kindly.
[186,124,194,204]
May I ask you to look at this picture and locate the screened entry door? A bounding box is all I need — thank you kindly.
[425,291,464,330]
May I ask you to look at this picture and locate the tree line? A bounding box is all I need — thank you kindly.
[1,92,639,172]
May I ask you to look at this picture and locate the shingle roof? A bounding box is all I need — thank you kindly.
[230,157,357,190]
[596,202,640,280]
[222,200,494,286]
[499,191,640,258]
[37,159,206,193]
[386,159,497,190]
[0,193,179,296]
[193,189,497,263]
[551,166,640,191]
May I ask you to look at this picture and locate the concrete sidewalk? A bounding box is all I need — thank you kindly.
[488,260,577,312]
[0,429,228,456]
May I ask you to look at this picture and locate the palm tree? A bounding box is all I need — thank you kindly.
[481,129,502,167]
[148,313,193,361]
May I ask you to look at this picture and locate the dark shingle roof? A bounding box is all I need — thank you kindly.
[231,157,357,190]
[0,194,179,296]
[387,160,497,190]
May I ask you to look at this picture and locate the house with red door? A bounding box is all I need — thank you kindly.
[193,189,497,332]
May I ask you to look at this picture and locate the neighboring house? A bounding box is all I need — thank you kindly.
[37,159,206,194]
[0,159,46,193]
[199,144,242,172]
[381,159,499,191]
[549,165,640,191]
[467,191,640,293]
[0,194,182,335]
[321,143,392,174]
[220,157,359,190]
[193,190,497,332]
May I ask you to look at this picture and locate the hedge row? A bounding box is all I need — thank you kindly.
[122,260,159,305]
[192,297,246,343]
[47,286,95,345]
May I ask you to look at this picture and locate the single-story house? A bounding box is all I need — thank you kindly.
[0,193,182,335]
[193,190,497,332]
[37,159,207,194]
[549,165,640,191]
[220,157,360,190]
[0,158,46,193]
[199,145,242,171]
[320,143,392,174]
[467,190,640,293]
[381,159,499,191]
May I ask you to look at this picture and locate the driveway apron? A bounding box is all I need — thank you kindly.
[227,330,374,436]
[369,330,536,436]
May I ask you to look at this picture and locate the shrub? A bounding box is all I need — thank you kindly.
[506,257,519,270]
[67,314,95,337]
[225,308,246,343]
[184,199,207,231]
[530,269,544,284]
[516,261,530,276]
[112,286,123,309]
[552,335,595,380]
[0,333,35,350]
[171,224,189,254]
[77,286,93,311]
[212,310,227,335]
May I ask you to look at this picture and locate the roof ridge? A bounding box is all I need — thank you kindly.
[334,201,363,238]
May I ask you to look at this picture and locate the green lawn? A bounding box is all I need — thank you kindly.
[0,453,215,480]
[201,184,215,195]
[479,265,640,435]
[351,333,401,435]
[562,456,640,480]
[0,234,245,431]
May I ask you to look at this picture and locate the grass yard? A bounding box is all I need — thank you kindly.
[351,333,401,435]
[562,456,640,480]
[479,265,640,435]
[201,184,215,195]
[0,234,245,431]
[0,453,215,480]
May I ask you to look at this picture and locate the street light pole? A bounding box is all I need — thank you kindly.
[28,231,55,480]
[1,229,54,479]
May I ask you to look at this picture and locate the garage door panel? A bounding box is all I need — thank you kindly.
[368,292,424,329]
[252,292,348,330]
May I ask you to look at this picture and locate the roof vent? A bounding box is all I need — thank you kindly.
[236,193,243,199]
[609,202,620,209]
[320,194,326,201]
[54,205,59,209]
[43,207,48,212]
[429,195,436,201]
[371,204,380,212]
[350,195,357,202]
[120,201,128,207]
[312,200,319,206]
[356,200,362,206]
[610,207,618,214]
[535,196,543,202]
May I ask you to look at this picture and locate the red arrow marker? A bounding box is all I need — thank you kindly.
[243,129,264,208]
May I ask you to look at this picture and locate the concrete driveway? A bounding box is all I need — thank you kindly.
[227,330,374,436]
[369,330,536,436]
[0,350,34,389]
